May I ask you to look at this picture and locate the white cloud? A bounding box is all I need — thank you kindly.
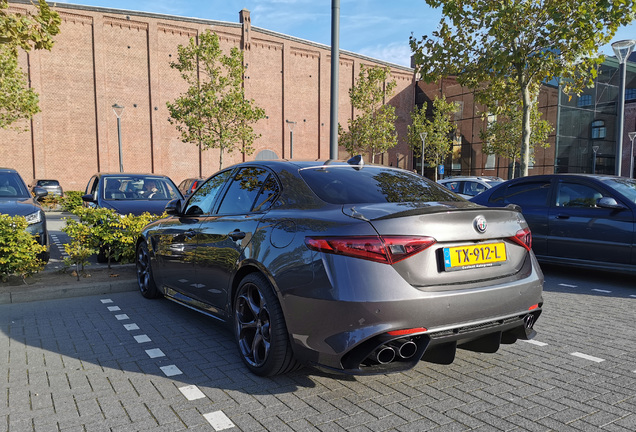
[358,42,413,67]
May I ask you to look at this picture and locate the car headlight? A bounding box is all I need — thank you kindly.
[24,210,43,225]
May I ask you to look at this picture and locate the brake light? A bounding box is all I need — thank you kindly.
[511,227,532,251]
[305,235,437,264]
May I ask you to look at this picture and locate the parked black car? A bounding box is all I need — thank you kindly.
[82,173,182,216]
[29,179,63,198]
[471,173,636,273]
[136,158,543,376]
[177,177,206,196]
[0,168,50,262]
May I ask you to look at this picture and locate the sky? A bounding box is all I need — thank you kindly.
[55,0,635,68]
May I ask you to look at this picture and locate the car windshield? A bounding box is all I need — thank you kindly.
[0,172,30,198]
[299,166,461,204]
[486,180,504,187]
[103,176,180,200]
[604,177,636,203]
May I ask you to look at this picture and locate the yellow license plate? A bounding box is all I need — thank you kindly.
[443,242,506,271]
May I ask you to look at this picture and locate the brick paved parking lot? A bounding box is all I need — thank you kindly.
[1,266,636,431]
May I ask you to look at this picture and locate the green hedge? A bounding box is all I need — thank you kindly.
[0,214,46,282]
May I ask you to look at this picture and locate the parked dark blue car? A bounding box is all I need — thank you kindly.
[0,168,50,262]
[471,173,636,274]
[82,173,182,216]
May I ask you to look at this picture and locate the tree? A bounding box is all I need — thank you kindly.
[0,0,60,129]
[339,65,397,163]
[407,96,458,181]
[167,30,266,170]
[480,101,553,179]
[410,0,635,177]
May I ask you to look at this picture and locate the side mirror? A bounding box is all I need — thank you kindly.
[597,197,626,210]
[81,193,96,203]
[165,198,183,215]
[32,186,48,198]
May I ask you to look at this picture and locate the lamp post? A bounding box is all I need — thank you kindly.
[419,131,427,176]
[629,131,636,178]
[611,39,636,176]
[286,120,296,159]
[112,103,125,172]
[592,146,599,174]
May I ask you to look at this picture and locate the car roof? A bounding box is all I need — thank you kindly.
[439,176,503,182]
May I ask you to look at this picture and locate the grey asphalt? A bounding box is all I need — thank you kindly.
[2,264,636,431]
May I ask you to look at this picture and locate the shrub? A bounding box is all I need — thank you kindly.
[62,217,96,279]
[61,191,85,213]
[39,194,61,210]
[0,214,46,282]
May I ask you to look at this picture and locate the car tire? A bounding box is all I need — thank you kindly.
[233,273,300,376]
[136,240,161,299]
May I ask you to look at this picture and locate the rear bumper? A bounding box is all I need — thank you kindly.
[281,254,543,375]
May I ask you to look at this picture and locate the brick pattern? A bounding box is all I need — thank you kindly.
[2,2,415,192]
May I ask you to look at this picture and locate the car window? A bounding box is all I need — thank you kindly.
[465,181,486,196]
[37,180,60,187]
[489,180,551,207]
[556,182,604,208]
[186,170,232,215]
[0,172,29,198]
[86,176,98,195]
[443,181,461,193]
[300,167,460,204]
[102,176,180,200]
[253,174,280,212]
[217,167,271,214]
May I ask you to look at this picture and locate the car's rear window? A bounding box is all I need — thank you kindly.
[37,180,60,187]
[299,166,460,204]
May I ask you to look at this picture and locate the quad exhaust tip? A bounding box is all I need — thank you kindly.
[370,339,418,365]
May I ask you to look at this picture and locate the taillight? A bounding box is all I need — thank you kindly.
[305,235,437,264]
[511,227,532,251]
[387,327,427,336]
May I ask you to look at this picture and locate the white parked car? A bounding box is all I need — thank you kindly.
[437,176,505,199]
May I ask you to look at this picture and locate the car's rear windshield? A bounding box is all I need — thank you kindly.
[37,180,60,187]
[299,166,461,204]
[0,172,30,198]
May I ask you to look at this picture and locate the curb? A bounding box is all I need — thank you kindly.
[0,278,138,305]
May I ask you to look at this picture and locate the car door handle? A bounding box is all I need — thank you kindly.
[228,230,246,240]
[555,214,570,220]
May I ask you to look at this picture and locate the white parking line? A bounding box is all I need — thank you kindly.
[591,289,611,293]
[100,299,113,304]
[107,306,121,312]
[630,295,636,298]
[521,339,548,347]
[134,335,151,343]
[115,314,129,320]
[179,385,206,400]
[160,365,182,377]
[558,283,577,288]
[145,348,165,358]
[203,411,235,431]
[571,352,604,363]
[124,324,140,331]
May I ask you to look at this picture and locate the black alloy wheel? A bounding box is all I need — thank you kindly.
[233,273,300,376]
[136,240,160,299]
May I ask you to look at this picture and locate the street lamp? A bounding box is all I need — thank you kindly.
[112,103,125,172]
[419,131,427,176]
[286,120,297,159]
[629,131,636,178]
[592,146,599,174]
[611,39,635,176]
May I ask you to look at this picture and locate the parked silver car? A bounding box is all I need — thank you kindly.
[137,159,543,376]
[438,176,505,199]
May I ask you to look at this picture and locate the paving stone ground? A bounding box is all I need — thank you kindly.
[1,265,635,431]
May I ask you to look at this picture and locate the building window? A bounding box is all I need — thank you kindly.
[577,95,592,107]
[591,120,606,139]
[485,153,496,170]
[626,88,636,102]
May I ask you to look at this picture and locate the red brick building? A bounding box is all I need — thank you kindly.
[2,1,416,192]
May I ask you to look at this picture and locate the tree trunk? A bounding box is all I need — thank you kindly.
[519,85,532,177]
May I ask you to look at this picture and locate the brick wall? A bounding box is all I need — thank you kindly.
[3,2,415,193]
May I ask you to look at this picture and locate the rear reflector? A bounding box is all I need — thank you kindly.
[387,327,427,336]
[305,235,437,264]
[528,304,539,310]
